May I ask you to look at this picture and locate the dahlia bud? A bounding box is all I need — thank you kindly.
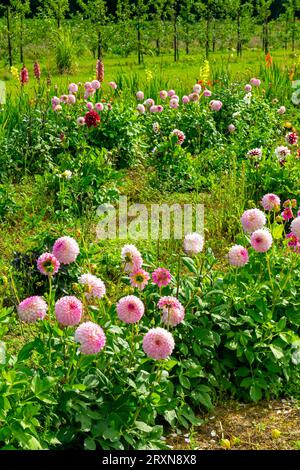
[96,60,104,83]
[20,65,29,85]
[34,62,41,80]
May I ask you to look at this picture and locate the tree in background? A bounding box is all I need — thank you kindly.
[257,0,273,54]
[10,0,31,63]
[195,0,227,58]
[283,0,300,51]
[42,0,69,29]
[150,0,168,56]
[77,0,108,60]
[169,0,180,62]
[229,0,253,57]
[132,0,149,65]
[116,0,133,57]
[180,0,196,55]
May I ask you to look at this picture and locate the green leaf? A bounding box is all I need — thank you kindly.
[194,391,213,410]
[250,385,262,402]
[182,257,198,275]
[84,437,96,450]
[270,344,284,360]
[179,374,190,389]
[272,223,284,240]
[164,410,177,426]
[135,421,153,433]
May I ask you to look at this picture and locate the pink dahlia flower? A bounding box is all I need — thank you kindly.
[250,229,273,252]
[170,98,179,109]
[75,321,106,355]
[152,268,171,288]
[228,124,235,133]
[129,269,150,290]
[291,217,300,239]
[228,245,249,267]
[53,236,79,265]
[183,233,204,255]
[17,296,48,323]
[150,105,158,113]
[156,105,163,112]
[78,273,106,299]
[159,90,168,100]
[53,104,62,112]
[52,96,60,107]
[168,89,175,97]
[203,89,212,97]
[162,305,185,327]
[244,84,252,92]
[68,83,78,93]
[60,94,68,103]
[241,208,266,233]
[37,252,60,276]
[261,194,280,211]
[67,94,76,105]
[282,207,293,221]
[143,327,175,360]
[55,296,83,326]
[250,78,261,87]
[136,91,144,100]
[157,296,182,310]
[275,145,290,162]
[91,79,101,90]
[210,100,223,111]
[136,104,145,114]
[182,95,190,104]
[77,116,85,126]
[193,84,202,94]
[116,295,144,323]
[86,102,94,110]
[145,98,155,107]
[121,244,143,273]
[171,129,185,145]
[95,102,104,111]
[109,81,117,90]
[189,92,200,102]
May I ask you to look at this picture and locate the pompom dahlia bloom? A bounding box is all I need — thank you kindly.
[210,100,223,111]
[161,305,185,327]
[261,193,280,211]
[228,245,249,267]
[250,229,273,252]
[171,129,185,145]
[282,207,293,221]
[78,273,106,299]
[157,296,182,310]
[228,124,235,133]
[182,95,190,104]
[136,104,145,114]
[277,106,286,114]
[109,81,117,90]
[121,244,143,273]
[170,98,179,109]
[241,208,266,233]
[67,94,76,105]
[84,110,101,127]
[203,89,212,97]
[291,217,300,239]
[143,327,175,360]
[159,90,168,99]
[129,268,150,290]
[55,296,83,326]
[136,91,144,100]
[244,84,252,92]
[116,295,144,323]
[68,83,78,93]
[75,321,106,355]
[247,148,262,159]
[95,102,104,111]
[168,89,175,97]
[189,92,200,102]
[152,268,171,288]
[275,145,290,162]
[145,98,155,107]
[37,252,60,276]
[193,84,202,94]
[86,101,94,110]
[77,116,85,126]
[250,78,261,86]
[183,233,204,255]
[91,79,101,90]
[53,236,79,265]
[285,132,298,146]
[17,296,48,324]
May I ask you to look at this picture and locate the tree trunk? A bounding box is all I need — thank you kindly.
[173,16,178,62]
[292,11,295,51]
[6,7,12,67]
[205,17,210,58]
[264,19,269,54]
[212,20,216,53]
[156,38,160,56]
[186,25,189,54]
[237,10,242,57]
[137,20,142,65]
[20,14,24,63]
[97,29,102,60]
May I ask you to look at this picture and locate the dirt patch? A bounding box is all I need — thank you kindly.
[168,399,300,450]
